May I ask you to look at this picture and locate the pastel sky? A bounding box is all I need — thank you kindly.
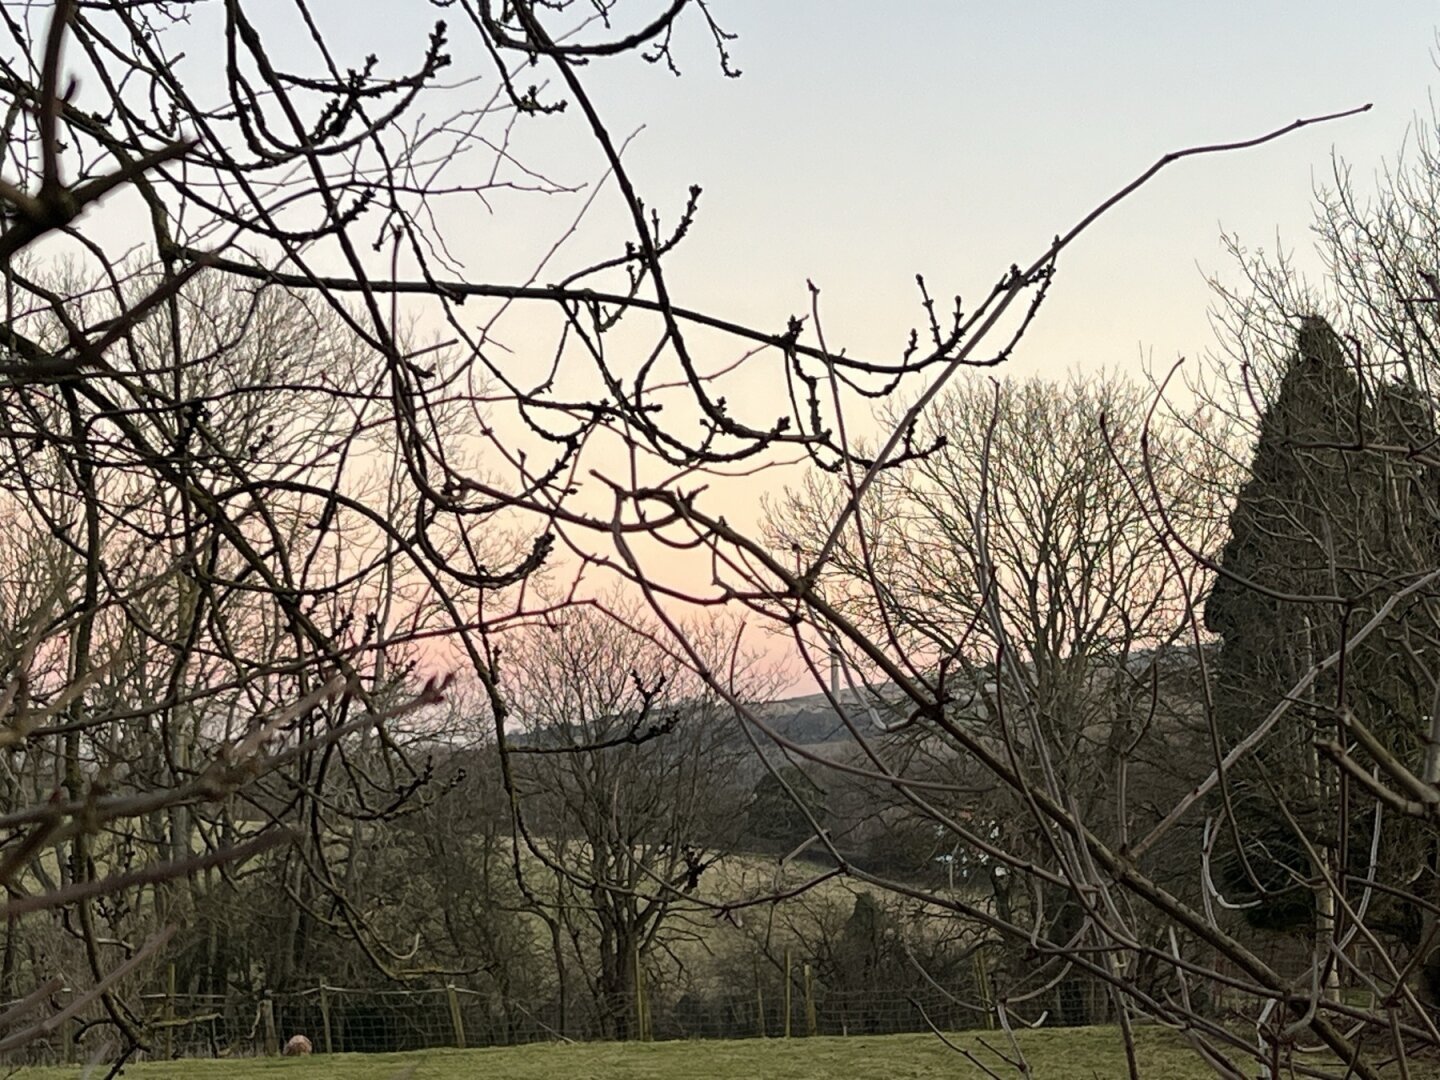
[288,1,1434,465]
[313,2,1440,670]
[51,2,1440,685]
[140,0,1440,406]
[76,1,1440,415]
[599,1,1440,380]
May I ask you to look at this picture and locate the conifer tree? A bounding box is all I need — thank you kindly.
[1206,317,1440,937]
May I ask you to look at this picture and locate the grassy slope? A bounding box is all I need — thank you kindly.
[12,1029,1440,1080]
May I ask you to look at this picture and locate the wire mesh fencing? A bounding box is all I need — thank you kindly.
[2,978,994,1065]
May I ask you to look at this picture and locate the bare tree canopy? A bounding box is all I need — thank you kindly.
[10,1,1439,1077]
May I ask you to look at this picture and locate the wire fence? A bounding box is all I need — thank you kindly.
[3,978,992,1065]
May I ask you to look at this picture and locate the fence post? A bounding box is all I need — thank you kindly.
[803,963,817,1037]
[975,951,994,1030]
[446,984,466,1049]
[318,983,333,1054]
[645,962,654,1041]
[640,954,653,1041]
[632,944,652,1042]
[632,946,641,1042]
[783,948,792,1038]
[60,988,75,1064]
[261,993,278,1056]
[753,955,765,1038]
[162,962,176,1060]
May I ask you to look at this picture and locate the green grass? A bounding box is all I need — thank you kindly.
[10,1028,1440,1080]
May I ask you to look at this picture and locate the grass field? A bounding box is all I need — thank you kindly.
[10,1029,1440,1080]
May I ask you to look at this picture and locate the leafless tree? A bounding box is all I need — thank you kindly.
[766,372,1237,1026]
[0,0,1395,1072]
[502,601,754,1038]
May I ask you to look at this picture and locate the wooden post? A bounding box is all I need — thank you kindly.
[632,946,642,1041]
[446,984,466,1049]
[60,989,75,1065]
[975,951,995,1030]
[803,963,817,1037]
[632,945,652,1042]
[783,948,792,1038]
[163,962,176,1060]
[633,956,650,1042]
[318,983,333,1054]
[753,954,765,1038]
[261,994,278,1057]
